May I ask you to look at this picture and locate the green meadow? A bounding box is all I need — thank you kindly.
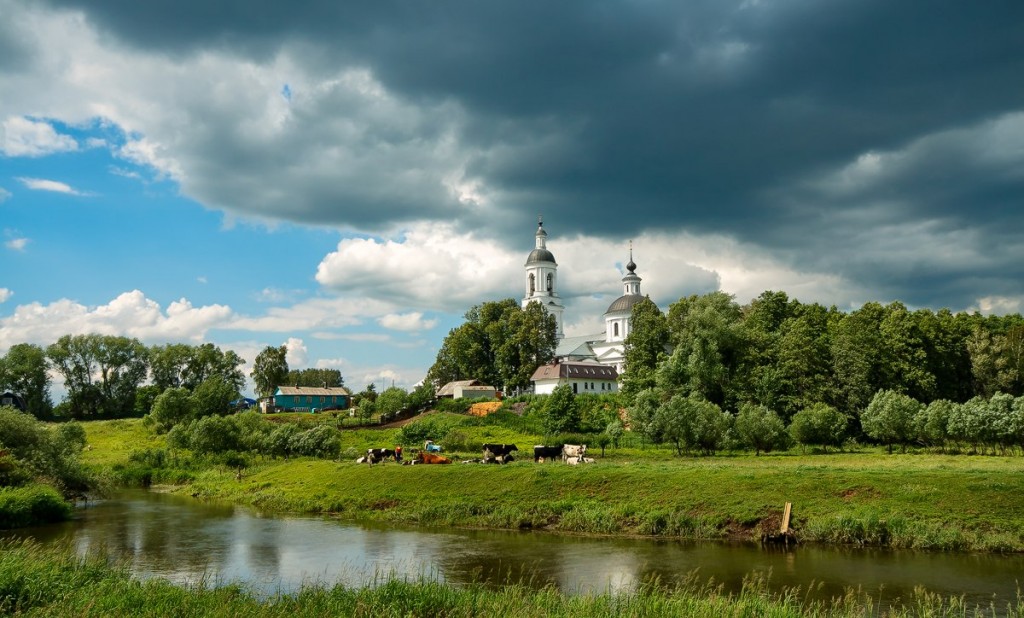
[81,415,1024,552]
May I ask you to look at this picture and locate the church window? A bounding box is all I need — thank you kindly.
[529,273,535,294]
[613,323,619,337]
[547,273,553,291]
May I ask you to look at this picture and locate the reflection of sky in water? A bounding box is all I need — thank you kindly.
[3,490,1023,612]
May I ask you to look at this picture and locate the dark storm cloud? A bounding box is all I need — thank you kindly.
[41,0,1024,310]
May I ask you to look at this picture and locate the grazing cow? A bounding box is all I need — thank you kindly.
[482,443,518,464]
[562,444,587,463]
[416,451,452,464]
[366,448,399,464]
[533,445,564,463]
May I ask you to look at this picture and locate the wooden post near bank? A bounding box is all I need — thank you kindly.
[762,501,796,547]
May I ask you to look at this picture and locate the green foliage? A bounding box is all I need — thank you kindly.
[0,343,53,419]
[434,398,471,413]
[187,416,242,455]
[862,390,922,453]
[621,297,670,398]
[0,407,90,495]
[542,384,581,434]
[288,425,340,458]
[285,368,345,388]
[915,399,956,448]
[147,387,191,433]
[376,387,408,417]
[150,343,246,393]
[46,334,149,418]
[735,403,789,454]
[133,384,161,416]
[0,485,72,528]
[790,403,848,451]
[397,415,470,445]
[251,345,289,399]
[426,298,556,392]
[188,375,238,418]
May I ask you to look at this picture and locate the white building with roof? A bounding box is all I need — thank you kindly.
[521,221,658,377]
[531,360,619,395]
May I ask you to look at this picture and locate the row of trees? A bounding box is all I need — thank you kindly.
[0,335,348,420]
[621,291,1024,423]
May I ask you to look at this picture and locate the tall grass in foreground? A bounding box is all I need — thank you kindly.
[0,541,1019,617]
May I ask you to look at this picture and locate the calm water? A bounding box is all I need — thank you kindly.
[4,490,1022,611]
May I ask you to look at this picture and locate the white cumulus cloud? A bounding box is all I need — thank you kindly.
[377,312,439,332]
[1,116,78,157]
[0,288,11,303]
[284,337,308,367]
[0,290,233,352]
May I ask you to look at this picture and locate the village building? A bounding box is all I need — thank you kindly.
[436,379,498,400]
[0,391,26,412]
[530,360,619,395]
[266,386,350,413]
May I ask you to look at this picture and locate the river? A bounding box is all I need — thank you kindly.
[4,490,1022,611]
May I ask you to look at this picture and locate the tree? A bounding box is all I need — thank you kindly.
[0,343,53,419]
[376,387,408,419]
[46,334,148,418]
[147,387,192,433]
[735,403,790,455]
[543,384,580,434]
[427,298,556,393]
[150,343,246,393]
[915,399,957,450]
[251,345,289,399]
[190,375,239,419]
[285,368,345,388]
[662,292,746,407]
[862,389,922,453]
[621,297,670,398]
[789,403,847,452]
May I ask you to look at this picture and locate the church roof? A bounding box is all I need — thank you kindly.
[555,333,603,359]
[525,248,556,264]
[606,293,644,314]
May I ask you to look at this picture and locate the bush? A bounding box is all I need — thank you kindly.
[0,485,72,529]
[289,425,340,458]
[790,403,848,452]
[435,398,472,414]
[735,403,789,454]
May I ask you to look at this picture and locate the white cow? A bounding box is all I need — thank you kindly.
[562,444,587,464]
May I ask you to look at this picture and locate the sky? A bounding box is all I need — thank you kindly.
[2,0,1024,398]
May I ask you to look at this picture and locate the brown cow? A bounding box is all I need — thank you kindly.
[415,451,452,464]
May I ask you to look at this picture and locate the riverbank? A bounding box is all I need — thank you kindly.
[82,418,1024,552]
[173,454,1024,551]
[0,540,1018,617]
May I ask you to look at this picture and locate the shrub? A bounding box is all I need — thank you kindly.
[789,403,847,452]
[0,485,72,529]
[289,425,340,458]
[735,403,789,454]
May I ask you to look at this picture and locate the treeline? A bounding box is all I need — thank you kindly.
[0,335,347,420]
[622,291,1024,422]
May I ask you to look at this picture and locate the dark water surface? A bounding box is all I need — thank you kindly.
[4,490,1021,611]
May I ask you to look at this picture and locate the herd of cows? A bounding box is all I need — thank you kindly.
[359,443,593,466]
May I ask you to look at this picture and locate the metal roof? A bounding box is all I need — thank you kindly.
[531,361,618,381]
[605,293,644,314]
[525,248,556,264]
[275,386,350,396]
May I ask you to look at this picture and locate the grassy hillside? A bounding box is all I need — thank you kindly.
[80,417,1024,551]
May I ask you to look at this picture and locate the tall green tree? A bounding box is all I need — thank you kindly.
[543,383,581,434]
[621,297,670,397]
[427,298,555,392]
[0,343,53,419]
[150,343,246,393]
[251,345,289,399]
[46,334,148,418]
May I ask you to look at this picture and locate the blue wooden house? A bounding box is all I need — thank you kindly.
[272,386,350,413]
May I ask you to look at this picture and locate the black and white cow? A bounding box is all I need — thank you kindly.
[533,444,564,463]
[482,443,518,464]
[365,448,399,464]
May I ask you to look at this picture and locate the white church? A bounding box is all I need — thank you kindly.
[524,218,656,394]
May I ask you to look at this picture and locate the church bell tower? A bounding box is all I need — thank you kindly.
[522,216,565,339]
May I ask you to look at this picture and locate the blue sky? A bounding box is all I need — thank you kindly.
[3,0,1024,398]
